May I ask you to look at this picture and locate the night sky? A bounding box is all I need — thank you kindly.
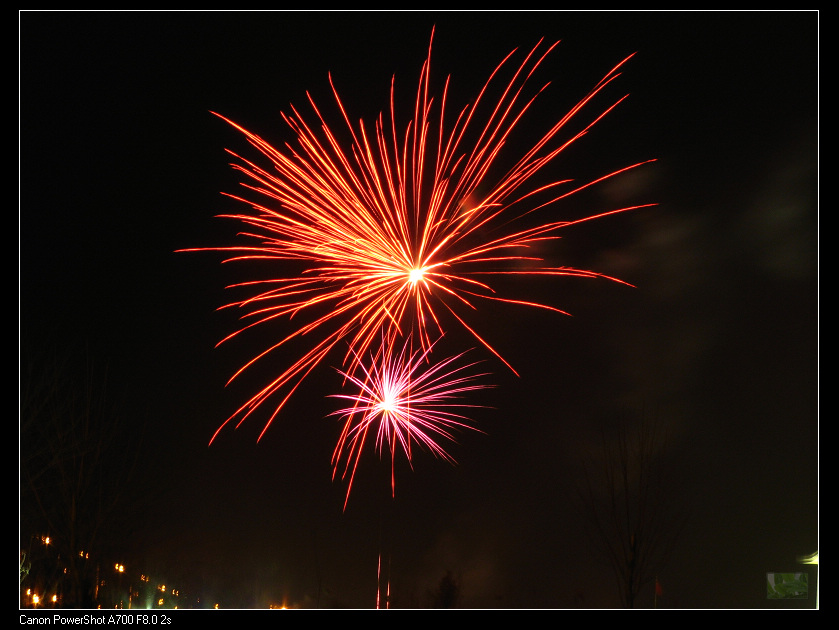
[20,10,818,610]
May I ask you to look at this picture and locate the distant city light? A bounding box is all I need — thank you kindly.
[22,534,197,609]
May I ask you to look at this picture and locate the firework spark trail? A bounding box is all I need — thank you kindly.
[184,29,654,446]
[329,335,490,506]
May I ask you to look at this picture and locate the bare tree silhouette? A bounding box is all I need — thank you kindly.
[574,411,686,608]
[427,569,461,608]
[20,345,143,608]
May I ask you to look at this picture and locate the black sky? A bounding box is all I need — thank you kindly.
[20,10,818,610]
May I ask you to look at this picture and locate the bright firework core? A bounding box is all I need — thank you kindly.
[377,381,399,414]
[408,268,425,284]
[377,397,397,415]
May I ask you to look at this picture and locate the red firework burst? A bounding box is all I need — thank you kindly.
[184,29,653,446]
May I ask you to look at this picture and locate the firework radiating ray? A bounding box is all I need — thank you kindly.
[182,29,654,449]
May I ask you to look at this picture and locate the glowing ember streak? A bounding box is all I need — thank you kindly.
[183,29,654,444]
[329,335,489,505]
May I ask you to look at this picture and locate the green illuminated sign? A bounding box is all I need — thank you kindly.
[766,572,808,599]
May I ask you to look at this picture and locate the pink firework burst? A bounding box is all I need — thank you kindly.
[329,334,490,505]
